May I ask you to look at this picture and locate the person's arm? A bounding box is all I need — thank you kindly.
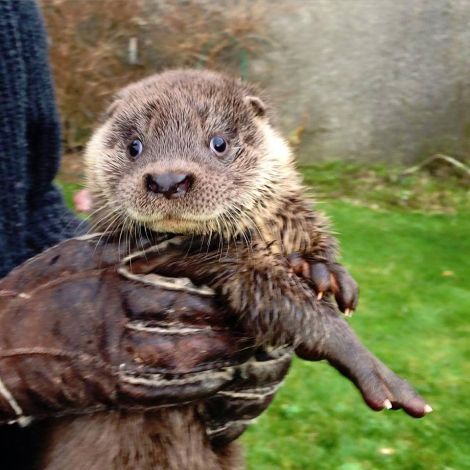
[20,0,85,254]
[0,0,83,278]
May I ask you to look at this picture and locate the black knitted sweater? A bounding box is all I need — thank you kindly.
[0,0,83,278]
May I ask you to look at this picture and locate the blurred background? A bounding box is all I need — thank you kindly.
[39,0,469,468]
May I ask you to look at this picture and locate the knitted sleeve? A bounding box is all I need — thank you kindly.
[0,0,84,278]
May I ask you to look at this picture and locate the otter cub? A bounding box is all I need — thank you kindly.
[42,70,429,469]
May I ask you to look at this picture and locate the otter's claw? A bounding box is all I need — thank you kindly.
[288,254,359,315]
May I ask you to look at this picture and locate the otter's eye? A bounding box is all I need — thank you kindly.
[210,136,228,156]
[129,139,143,158]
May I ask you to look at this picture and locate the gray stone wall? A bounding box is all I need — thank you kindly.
[251,0,470,163]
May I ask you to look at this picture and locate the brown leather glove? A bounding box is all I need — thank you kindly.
[0,234,291,439]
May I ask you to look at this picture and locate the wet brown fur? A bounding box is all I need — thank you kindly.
[39,407,242,470]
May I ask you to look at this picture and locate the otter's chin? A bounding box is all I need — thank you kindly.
[146,218,208,234]
[126,207,221,235]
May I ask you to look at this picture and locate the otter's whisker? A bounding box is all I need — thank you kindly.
[90,209,124,258]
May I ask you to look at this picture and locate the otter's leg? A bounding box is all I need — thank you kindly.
[221,252,430,417]
[127,242,430,417]
[294,303,431,417]
[221,255,430,417]
[220,251,430,417]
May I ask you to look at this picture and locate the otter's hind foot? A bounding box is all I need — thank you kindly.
[352,357,432,418]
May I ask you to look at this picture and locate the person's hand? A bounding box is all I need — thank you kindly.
[0,234,291,432]
[73,188,92,213]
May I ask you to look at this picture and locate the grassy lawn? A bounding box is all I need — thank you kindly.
[243,201,469,470]
[59,163,469,470]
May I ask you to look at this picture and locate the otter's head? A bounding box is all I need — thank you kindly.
[85,69,300,237]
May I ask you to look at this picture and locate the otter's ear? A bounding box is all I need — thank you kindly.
[245,96,267,118]
[100,99,122,122]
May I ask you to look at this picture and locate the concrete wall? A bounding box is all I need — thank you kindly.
[251,0,470,163]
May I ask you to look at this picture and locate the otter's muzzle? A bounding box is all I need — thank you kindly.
[145,173,194,199]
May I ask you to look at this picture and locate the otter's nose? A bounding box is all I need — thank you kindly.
[145,172,193,199]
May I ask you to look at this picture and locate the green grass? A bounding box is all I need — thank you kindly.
[57,181,82,210]
[59,164,469,470]
[300,161,469,214]
[242,202,470,470]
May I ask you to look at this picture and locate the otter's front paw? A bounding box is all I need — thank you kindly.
[287,254,358,316]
